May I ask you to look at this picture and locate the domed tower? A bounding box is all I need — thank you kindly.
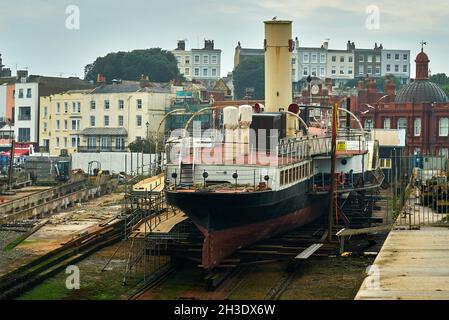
[395,49,448,103]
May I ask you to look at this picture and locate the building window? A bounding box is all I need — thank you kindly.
[71,137,77,148]
[395,65,399,72]
[320,54,326,63]
[383,118,391,129]
[212,68,217,77]
[367,66,372,74]
[56,120,60,130]
[303,67,309,76]
[303,54,309,63]
[88,137,96,149]
[403,65,408,73]
[18,128,31,142]
[137,99,142,109]
[185,56,191,65]
[439,118,449,137]
[26,88,32,98]
[175,55,181,63]
[18,89,24,99]
[397,118,407,130]
[43,107,48,117]
[57,102,61,113]
[339,67,344,75]
[395,54,400,60]
[358,56,364,62]
[100,137,111,150]
[43,122,47,131]
[312,54,317,63]
[332,56,336,62]
[104,116,110,127]
[312,67,317,76]
[194,68,200,76]
[194,55,200,64]
[349,56,353,63]
[64,137,68,148]
[320,67,325,77]
[414,118,421,137]
[64,120,68,130]
[90,116,96,127]
[90,101,96,110]
[375,67,381,75]
[136,115,142,127]
[56,137,60,148]
[104,100,110,110]
[64,102,68,113]
[116,137,125,150]
[387,53,391,60]
[331,66,336,75]
[367,55,372,63]
[77,102,81,113]
[348,67,353,75]
[376,56,381,62]
[364,119,374,130]
[211,55,217,64]
[119,100,124,110]
[18,107,31,121]
[203,55,209,64]
[359,65,364,74]
[340,56,345,63]
[72,102,77,113]
[386,64,391,72]
[403,54,408,60]
[203,68,208,77]
[72,120,77,130]
[118,115,124,127]
[185,68,190,76]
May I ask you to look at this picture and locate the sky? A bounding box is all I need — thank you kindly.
[1,0,449,79]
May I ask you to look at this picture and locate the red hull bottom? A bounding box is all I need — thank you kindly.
[195,204,324,269]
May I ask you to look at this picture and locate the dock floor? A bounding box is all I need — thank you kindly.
[356,191,449,300]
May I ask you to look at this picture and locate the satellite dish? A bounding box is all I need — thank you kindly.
[288,104,300,114]
[311,85,320,95]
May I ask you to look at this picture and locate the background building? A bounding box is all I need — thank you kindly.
[39,79,175,156]
[353,42,383,78]
[354,49,449,155]
[172,40,222,84]
[381,49,411,84]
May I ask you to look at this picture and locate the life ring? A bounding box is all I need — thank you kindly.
[337,172,347,185]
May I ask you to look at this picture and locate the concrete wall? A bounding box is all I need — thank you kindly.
[0,84,6,121]
[72,152,158,175]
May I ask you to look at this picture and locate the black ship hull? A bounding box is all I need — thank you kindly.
[166,179,328,268]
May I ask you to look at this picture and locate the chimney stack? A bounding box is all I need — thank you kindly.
[97,74,106,85]
[140,74,150,88]
[177,40,186,51]
[385,79,396,97]
[204,40,214,50]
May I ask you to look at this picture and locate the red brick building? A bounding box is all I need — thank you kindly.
[353,49,449,156]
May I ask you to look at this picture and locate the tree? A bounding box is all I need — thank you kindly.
[233,57,265,100]
[430,73,449,86]
[85,48,182,83]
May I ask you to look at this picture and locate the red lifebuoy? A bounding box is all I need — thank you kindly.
[337,172,347,185]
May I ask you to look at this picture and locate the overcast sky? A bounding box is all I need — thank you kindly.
[1,0,448,79]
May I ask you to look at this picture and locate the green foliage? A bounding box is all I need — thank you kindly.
[85,48,182,83]
[233,57,265,100]
[429,73,449,86]
[128,139,155,153]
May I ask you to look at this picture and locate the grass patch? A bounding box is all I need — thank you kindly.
[3,234,28,252]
